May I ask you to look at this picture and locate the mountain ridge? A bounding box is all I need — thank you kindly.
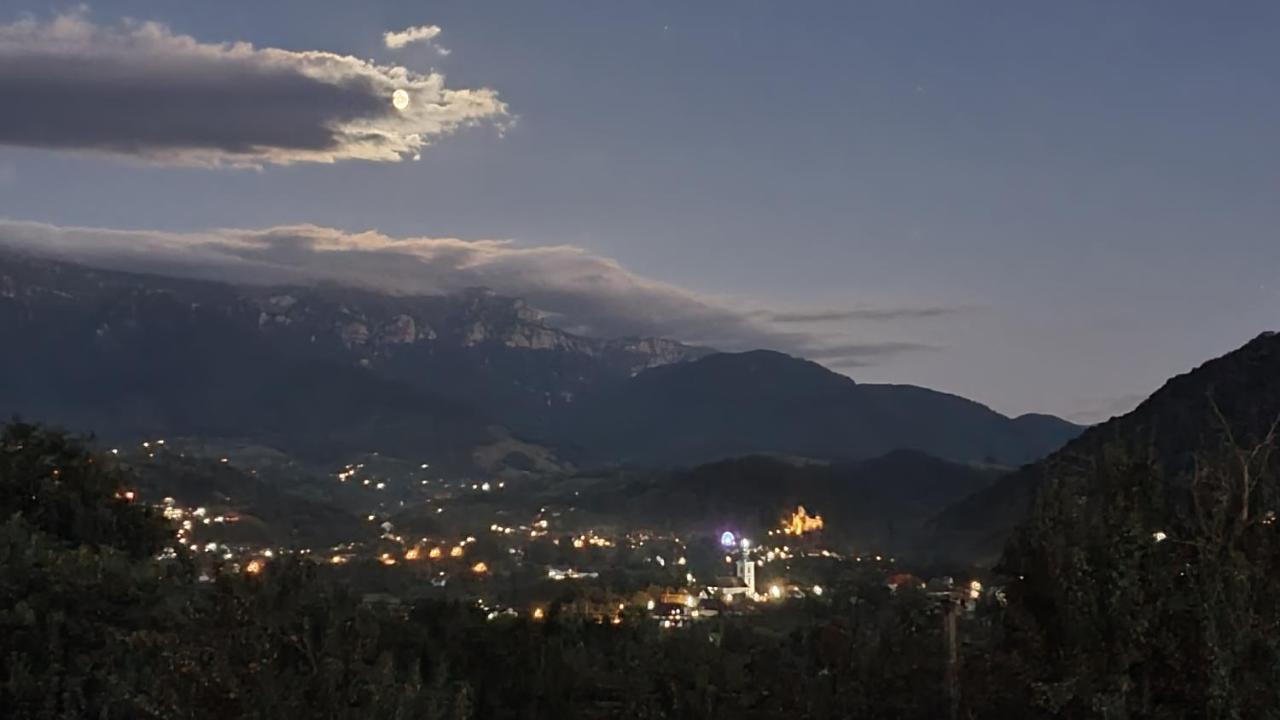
[926,330,1280,566]
[0,249,1081,471]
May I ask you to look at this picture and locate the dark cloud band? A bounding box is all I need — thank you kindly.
[767,307,961,323]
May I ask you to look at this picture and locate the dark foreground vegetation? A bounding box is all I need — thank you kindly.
[4,416,1280,719]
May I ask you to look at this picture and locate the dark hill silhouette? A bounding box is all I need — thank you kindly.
[576,450,1005,551]
[557,350,1081,466]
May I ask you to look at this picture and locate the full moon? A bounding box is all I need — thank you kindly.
[392,89,410,110]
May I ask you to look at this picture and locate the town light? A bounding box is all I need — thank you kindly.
[769,585,782,600]
[720,531,736,548]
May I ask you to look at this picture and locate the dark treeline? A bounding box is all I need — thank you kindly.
[4,420,1280,719]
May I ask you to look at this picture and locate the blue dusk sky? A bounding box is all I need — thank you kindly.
[1,1,1277,422]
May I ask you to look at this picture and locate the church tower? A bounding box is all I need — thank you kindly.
[735,540,755,591]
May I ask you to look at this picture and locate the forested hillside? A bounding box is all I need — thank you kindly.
[928,331,1280,566]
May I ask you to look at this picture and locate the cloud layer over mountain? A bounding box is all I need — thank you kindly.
[0,219,941,367]
[0,12,506,166]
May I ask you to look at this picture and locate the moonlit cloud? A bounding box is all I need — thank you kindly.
[0,219,939,367]
[384,24,447,54]
[0,12,507,166]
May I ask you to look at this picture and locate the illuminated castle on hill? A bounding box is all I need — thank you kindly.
[782,506,823,536]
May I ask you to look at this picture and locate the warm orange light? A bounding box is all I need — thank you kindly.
[532,607,545,620]
[428,547,443,559]
[405,547,421,561]
[380,553,397,566]
[472,561,488,574]
[781,505,824,536]
[449,546,464,558]
[245,559,263,575]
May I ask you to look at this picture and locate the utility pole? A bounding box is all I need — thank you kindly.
[944,596,960,720]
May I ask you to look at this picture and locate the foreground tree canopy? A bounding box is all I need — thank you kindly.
[3,419,1280,719]
[987,405,1280,719]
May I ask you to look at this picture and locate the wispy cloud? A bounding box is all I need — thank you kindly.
[383,24,448,55]
[806,341,941,368]
[763,306,963,323]
[0,219,941,368]
[0,11,506,167]
[1066,392,1148,424]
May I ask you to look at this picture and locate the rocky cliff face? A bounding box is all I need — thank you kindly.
[237,283,707,369]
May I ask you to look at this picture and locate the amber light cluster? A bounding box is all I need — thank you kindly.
[781,506,824,536]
